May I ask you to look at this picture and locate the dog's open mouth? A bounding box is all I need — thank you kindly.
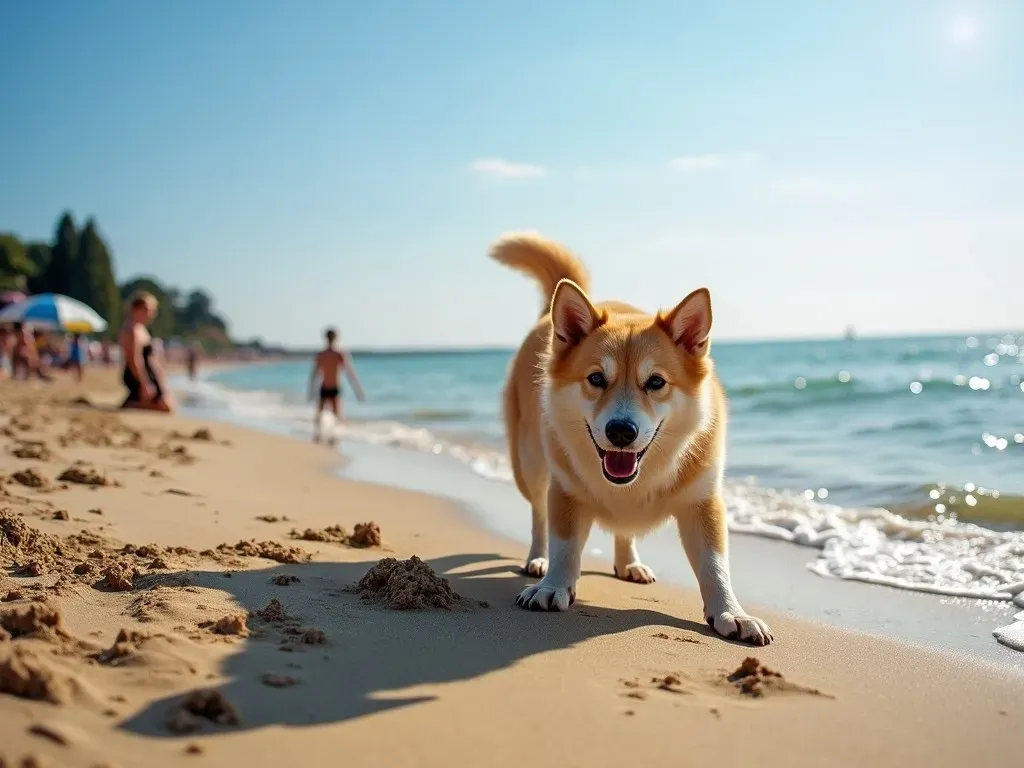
[586,424,655,485]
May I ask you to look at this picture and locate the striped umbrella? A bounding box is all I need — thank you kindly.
[0,293,108,333]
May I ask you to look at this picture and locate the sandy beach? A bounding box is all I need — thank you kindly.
[1,370,1022,768]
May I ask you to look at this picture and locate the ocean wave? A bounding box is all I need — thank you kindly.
[735,374,1020,414]
[400,408,478,422]
[175,373,1024,650]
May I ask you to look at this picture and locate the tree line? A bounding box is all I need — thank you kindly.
[0,211,232,347]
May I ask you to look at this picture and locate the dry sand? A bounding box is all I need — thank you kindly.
[0,370,1021,767]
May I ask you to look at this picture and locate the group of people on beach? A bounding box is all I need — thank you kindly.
[2,289,363,436]
[0,324,103,383]
[0,291,192,414]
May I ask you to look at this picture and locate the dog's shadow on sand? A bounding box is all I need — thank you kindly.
[119,553,716,737]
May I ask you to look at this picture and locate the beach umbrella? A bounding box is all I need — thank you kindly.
[0,293,108,333]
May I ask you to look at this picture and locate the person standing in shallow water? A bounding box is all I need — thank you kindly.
[186,341,201,381]
[308,327,365,442]
[119,290,173,413]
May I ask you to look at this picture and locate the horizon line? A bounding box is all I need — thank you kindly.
[256,328,1022,356]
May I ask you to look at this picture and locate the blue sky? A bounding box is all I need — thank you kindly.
[2,0,1022,348]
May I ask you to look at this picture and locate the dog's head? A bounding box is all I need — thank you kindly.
[542,279,715,490]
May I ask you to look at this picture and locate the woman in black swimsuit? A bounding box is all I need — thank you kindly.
[119,290,172,412]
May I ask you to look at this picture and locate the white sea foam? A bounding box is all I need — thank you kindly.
[175,374,1024,652]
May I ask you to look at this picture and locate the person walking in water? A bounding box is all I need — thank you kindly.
[309,327,365,442]
[186,341,201,380]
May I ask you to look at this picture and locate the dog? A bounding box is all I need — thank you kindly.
[490,232,772,645]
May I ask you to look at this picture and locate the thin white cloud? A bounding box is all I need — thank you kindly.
[668,151,758,173]
[774,176,825,195]
[771,176,871,201]
[471,158,547,179]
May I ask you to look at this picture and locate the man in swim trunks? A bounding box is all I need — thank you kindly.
[308,327,365,442]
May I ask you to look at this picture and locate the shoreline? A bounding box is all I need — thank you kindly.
[173,370,1024,669]
[2,372,1023,767]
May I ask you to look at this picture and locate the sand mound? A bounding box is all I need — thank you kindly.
[11,442,51,461]
[168,689,240,732]
[0,603,70,642]
[95,629,151,666]
[191,428,213,441]
[211,614,249,636]
[101,560,140,591]
[726,657,832,699]
[0,645,91,704]
[353,556,460,610]
[251,598,288,623]
[217,540,311,565]
[350,522,382,548]
[57,464,111,487]
[157,443,195,465]
[290,525,347,543]
[9,469,49,490]
[290,521,381,548]
[0,511,63,576]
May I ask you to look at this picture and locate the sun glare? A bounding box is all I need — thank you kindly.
[948,14,980,46]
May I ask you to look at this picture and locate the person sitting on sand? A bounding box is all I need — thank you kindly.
[119,290,173,413]
[10,322,42,380]
[308,327,365,441]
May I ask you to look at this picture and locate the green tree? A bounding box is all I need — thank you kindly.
[42,211,79,295]
[178,289,227,332]
[0,233,38,290]
[24,243,51,294]
[73,219,121,334]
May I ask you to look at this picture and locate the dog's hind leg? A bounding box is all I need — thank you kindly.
[518,440,550,577]
[613,534,656,583]
[503,376,549,576]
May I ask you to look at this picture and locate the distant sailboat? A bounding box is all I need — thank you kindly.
[844,325,857,341]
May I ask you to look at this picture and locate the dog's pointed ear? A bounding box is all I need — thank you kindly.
[550,279,600,351]
[661,288,712,356]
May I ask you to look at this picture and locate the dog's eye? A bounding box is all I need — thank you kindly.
[644,375,666,391]
[586,372,608,388]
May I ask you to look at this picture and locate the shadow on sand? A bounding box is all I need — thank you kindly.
[119,552,719,737]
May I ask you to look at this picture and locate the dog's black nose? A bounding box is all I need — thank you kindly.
[605,419,639,448]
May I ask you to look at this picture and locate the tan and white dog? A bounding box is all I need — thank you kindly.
[491,232,773,645]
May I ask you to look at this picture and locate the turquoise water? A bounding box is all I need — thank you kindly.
[193,333,1024,523]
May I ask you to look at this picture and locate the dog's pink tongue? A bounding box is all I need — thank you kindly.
[603,451,639,478]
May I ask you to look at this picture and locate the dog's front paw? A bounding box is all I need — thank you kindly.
[522,557,548,578]
[706,612,773,646]
[614,562,656,584]
[516,582,575,611]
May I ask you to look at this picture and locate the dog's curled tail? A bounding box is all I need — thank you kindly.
[489,232,591,317]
